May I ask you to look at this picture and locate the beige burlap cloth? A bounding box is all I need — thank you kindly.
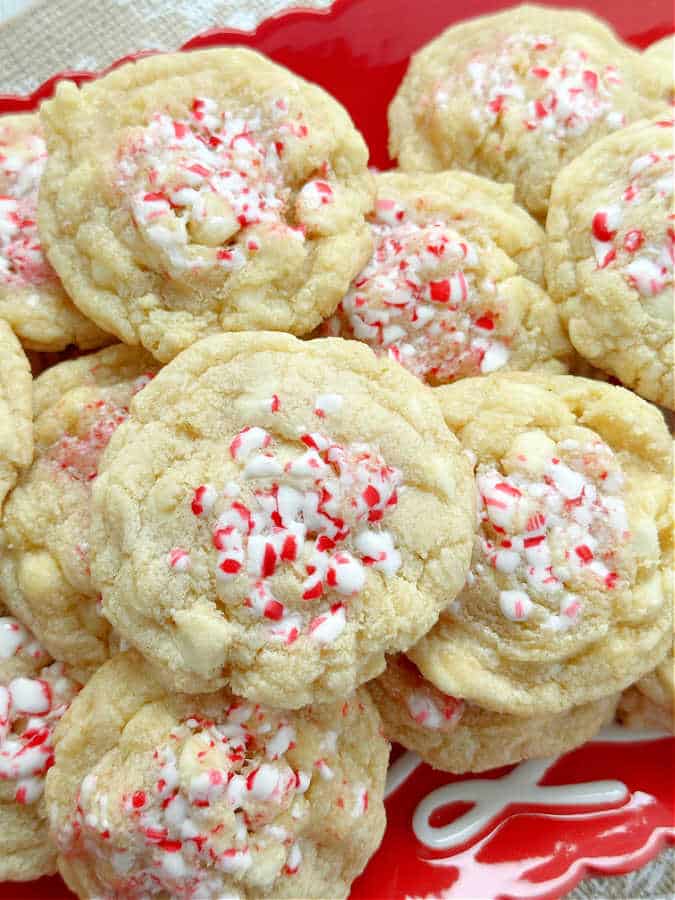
[0,1,673,896]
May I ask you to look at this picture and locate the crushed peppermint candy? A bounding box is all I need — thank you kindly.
[324,208,511,383]
[61,700,369,897]
[45,373,156,483]
[0,614,46,662]
[0,123,57,287]
[184,397,403,645]
[407,688,464,731]
[0,617,80,805]
[437,33,627,140]
[590,126,674,299]
[385,655,465,732]
[116,96,317,275]
[469,432,631,630]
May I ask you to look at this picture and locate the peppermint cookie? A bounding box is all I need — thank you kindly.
[0,345,158,676]
[644,34,674,63]
[389,5,668,219]
[644,35,674,108]
[0,319,32,511]
[38,49,374,362]
[409,373,673,717]
[546,116,674,408]
[370,655,617,773]
[0,601,81,880]
[0,114,109,351]
[90,333,474,706]
[618,661,673,733]
[322,171,572,384]
[46,650,388,900]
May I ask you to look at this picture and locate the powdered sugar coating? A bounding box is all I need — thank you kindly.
[0,345,158,674]
[90,333,475,707]
[546,116,675,407]
[321,170,572,384]
[39,49,374,361]
[389,5,666,219]
[47,652,389,900]
[411,373,672,717]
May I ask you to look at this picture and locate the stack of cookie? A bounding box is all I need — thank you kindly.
[0,6,672,898]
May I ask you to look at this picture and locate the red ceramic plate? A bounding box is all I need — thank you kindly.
[1,1,673,897]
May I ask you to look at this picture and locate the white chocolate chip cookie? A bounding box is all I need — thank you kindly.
[409,373,673,717]
[322,170,573,384]
[389,5,668,220]
[0,114,110,352]
[618,659,673,733]
[0,318,32,511]
[38,49,375,362]
[90,333,475,707]
[0,600,81,881]
[46,650,389,900]
[370,654,617,773]
[644,35,674,109]
[645,35,674,62]
[546,115,674,408]
[0,345,158,676]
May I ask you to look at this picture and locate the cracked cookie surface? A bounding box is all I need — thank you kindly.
[46,651,388,900]
[90,333,474,707]
[409,373,673,717]
[0,113,109,352]
[388,5,668,219]
[546,115,674,408]
[38,49,374,362]
[0,345,158,676]
[0,318,32,511]
[370,654,617,773]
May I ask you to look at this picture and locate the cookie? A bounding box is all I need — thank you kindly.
[370,655,617,773]
[38,49,375,362]
[644,34,674,63]
[618,664,673,733]
[619,523,673,735]
[0,319,32,511]
[0,114,109,352]
[321,170,572,384]
[644,35,674,108]
[546,116,674,408]
[0,601,81,880]
[90,332,475,707]
[389,5,668,220]
[46,650,389,900]
[0,345,158,676]
[409,373,673,717]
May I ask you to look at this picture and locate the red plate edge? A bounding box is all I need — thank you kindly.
[1,0,673,897]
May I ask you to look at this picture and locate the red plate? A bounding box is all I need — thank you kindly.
[1,1,673,897]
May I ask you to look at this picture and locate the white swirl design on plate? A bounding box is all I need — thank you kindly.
[383,726,672,898]
[413,756,627,851]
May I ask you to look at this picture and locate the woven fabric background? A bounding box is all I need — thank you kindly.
[0,1,672,896]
